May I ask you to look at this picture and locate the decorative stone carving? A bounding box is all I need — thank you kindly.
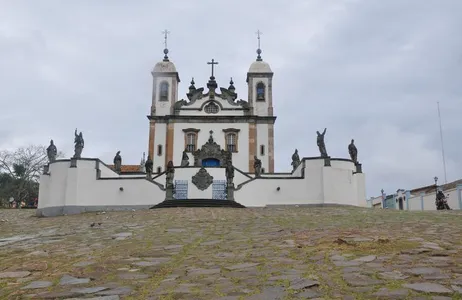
[46,140,57,163]
[181,150,190,167]
[73,128,84,158]
[348,139,358,164]
[316,128,328,157]
[291,149,300,171]
[192,130,231,167]
[192,167,214,191]
[145,155,153,179]
[113,151,122,173]
[254,156,262,177]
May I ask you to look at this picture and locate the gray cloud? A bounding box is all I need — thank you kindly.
[1,0,461,197]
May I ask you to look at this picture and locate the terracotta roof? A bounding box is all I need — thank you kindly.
[410,179,462,194]
[107,165,142,173]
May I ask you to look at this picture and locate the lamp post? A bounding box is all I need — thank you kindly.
[434,176,438,194]
[381,189,385,208]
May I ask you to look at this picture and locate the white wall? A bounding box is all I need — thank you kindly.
[154,123,167,171]
[256,123,269,172]
[236,158,365,208]
[172,122,250,171]
[37,159,165,217]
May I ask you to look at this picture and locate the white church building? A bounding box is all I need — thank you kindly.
[37,42,366,217]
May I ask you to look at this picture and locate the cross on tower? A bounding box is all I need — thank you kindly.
[207,59,219,78]
[256,30,263,49]
[162,29,170,49]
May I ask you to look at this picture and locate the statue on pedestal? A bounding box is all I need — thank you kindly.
[181,150,190,167]
[145,155,153,179]
[225,159,234,185]
[46,140,57,163]
[316,128,328,157]
[165,161,175,200]
[254,156,262,177]
[291,149,300,171]
[113,151,122,173]
[73,128,84,158]
[348,139,358,164]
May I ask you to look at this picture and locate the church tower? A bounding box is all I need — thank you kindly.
[148,30,180,170]
[246,30,275,173]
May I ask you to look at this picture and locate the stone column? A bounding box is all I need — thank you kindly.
[420,192,425,210]
[165,184,174,200]
[227,183,235,201]
[248,121,256,172]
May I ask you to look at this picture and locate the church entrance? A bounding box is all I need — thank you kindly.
[202,158,220,167]
[398,197,404,210]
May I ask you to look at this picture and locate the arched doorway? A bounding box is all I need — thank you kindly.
[202,158,220,167]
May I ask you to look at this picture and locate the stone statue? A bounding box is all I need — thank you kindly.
[348,139,358,164]
[165,161,175,187]
[46,140,57,163]
[113,151,122,173]
[181,150,190,167]
[254,155,262,177]
[316,128,328,157]
[291,149,300,171]
[225,159,234,185]
[73,128,84,158]
[145,155,153,179]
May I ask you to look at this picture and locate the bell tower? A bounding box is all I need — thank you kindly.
[148,30,180,165]
[246,30,275,173]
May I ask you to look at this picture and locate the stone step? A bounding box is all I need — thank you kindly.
[150,199,246,209]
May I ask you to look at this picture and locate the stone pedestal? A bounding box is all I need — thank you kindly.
[70,158,77,168]
[355,163,362,173]
[227,183,235,201]
[43,164,49,175]
[165,184,174,200]
[323,156,331,167]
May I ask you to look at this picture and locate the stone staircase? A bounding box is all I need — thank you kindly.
[150,199,246,209]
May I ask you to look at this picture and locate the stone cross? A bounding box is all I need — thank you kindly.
[207,59,219,78]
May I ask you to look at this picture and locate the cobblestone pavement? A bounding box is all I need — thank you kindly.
[1,207,462,299]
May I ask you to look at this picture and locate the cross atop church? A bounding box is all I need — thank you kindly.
[256,30,263,49]
[207,59,219,78]
[162,29,170,49]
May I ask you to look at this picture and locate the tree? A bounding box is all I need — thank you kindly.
[0,145,64,207]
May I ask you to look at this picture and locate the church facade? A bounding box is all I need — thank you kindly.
[148,52,275,174]
[36,43,367,217]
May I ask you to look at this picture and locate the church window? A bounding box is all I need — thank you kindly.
[226,133,238,153]
[204,101,219,114]
[185,132,197,152]
[256,82,265,101]
[159,82,169,101]
[157,145,162,156]
[260,145,265,156]
[157,167,162,173]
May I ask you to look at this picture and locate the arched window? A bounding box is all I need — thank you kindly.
[157,167,162,173]
[256,82,265,101]
[260,145,265,156]
[226,133,237,153]
[186,133,197,152]
[157,144,163,156]
[204,102,219,114]
[159,82,169,101]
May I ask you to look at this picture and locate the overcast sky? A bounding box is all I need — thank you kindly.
[1,0,461,197]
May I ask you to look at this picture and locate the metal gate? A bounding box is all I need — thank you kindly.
[212,180,227,200]
[174,180,188,200]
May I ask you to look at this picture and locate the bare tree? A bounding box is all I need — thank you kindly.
[0,145,64,207]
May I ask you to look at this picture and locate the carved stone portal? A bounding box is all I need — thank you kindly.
[192,167,214,191]
[192,131,231,167]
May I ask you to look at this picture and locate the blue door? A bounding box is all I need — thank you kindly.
[202,158,220,167]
